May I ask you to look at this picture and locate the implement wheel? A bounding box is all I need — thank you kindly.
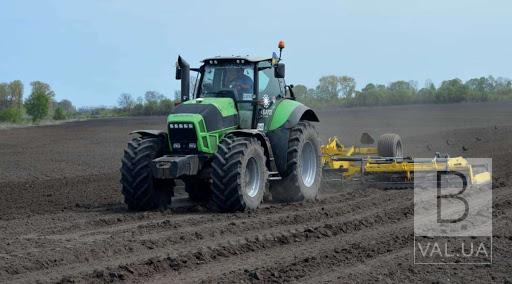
[377,133,403,157]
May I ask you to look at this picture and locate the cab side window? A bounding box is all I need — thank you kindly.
[257,61,283,99]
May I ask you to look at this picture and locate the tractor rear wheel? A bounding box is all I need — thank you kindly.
[120,136,173,211]
[184,178,211,202]
[271,121,322,202]
[211,136,267,212]
[377,133,403,157]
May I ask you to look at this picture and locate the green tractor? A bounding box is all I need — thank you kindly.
[120,41,322,212]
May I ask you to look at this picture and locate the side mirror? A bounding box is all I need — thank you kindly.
[275,63,285,78]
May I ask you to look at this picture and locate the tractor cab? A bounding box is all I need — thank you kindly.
[176,46,288,131]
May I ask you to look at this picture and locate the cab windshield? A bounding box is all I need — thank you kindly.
[198,63,255,101]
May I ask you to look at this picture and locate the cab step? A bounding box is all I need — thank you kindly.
[268,171,282,181]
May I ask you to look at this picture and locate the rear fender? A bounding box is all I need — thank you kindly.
[267,102,320,174]
[283,104,320,128]
[269,100,319,130]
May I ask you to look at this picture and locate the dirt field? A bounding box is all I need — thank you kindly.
[0,102,511,283]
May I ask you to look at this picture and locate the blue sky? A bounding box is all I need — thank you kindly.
[0,0,510,107]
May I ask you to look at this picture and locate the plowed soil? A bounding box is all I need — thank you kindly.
[1,102,511,283]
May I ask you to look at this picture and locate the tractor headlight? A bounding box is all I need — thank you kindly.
[188,143,196,149]
[172,143,181,149]
[169,123,194,129]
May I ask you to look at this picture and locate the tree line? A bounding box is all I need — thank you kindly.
[3,75,510,124]
[115,91,178,116]
[0,80,76,123]
[115,75,512,116]
[293,75,512,108]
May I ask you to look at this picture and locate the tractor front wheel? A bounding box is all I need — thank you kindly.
[211,136,268,212]
[271,121,322,202]
[120,136,174,211]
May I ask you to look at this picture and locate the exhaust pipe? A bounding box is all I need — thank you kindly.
[176,56,190,102]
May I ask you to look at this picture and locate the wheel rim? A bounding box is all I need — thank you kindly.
[245,157,261,198]
[301,141,317,187]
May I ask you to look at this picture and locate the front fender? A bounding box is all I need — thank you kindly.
[130,130,168,139]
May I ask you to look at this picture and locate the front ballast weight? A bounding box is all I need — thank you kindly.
[152,155,199,179]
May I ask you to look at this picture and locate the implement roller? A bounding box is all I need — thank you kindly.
[321,133,491,188]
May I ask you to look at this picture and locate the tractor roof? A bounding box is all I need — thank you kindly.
[202,55,272,63]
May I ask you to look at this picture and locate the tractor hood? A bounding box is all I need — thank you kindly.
[170,98,238,132]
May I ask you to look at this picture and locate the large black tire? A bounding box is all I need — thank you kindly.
[270,121,322,202]
[211,136,268,212]
[184,178,211,202]
[120,136,173,211]
[377,133,403,157]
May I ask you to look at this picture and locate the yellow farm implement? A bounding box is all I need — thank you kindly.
[321,134,491,188]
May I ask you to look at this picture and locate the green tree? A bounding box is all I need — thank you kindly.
[30,81,55,114]
[0,108,23,123]
[0,83,9,110]
[316,75,341,100]
[9,80,24,109]
[158,98,175,114]
[58,99,76,114]
[494,77,512,99]
[352,83,389,106]
[437,79,467,103]
[387,81,416,104]
[292,84,308,101]
[117,93,135,111]
[30,81,55,99]
[144,91,165,115]
[144,91,165,103]
[417,80,436,103]
[53,106,66,120]
[25,92,49,122]
[144,100,158,115]
[338,76,356,98]
[316,75,356,102]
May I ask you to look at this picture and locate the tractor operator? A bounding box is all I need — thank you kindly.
[226,68,253,96]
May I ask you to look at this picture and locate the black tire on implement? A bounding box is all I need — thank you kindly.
[377,133,403,157]
[184,179,211,202]
[120,136,173,211]
[270,121,322,202]
[211,136,267,212]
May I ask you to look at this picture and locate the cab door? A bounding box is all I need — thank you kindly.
[256,61,285,131]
